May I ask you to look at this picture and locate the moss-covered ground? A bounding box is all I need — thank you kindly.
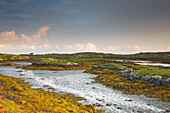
[0,74,104,113]
[1,57,170,112]
[18,59,170,102]
[94,62,170,78]
[18,61,106,71]
[34,58,75,65]
[0,54,29,60]
[85,68,170,102]
[0,63,19,66]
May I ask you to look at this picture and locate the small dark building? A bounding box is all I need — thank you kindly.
[30,53,34,56]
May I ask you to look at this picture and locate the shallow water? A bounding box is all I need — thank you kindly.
[129,60,170,67]
[115,60,170,67]
[135,62,170,67]
[0,62,169,113]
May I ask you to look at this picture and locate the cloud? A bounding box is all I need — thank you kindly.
[62,1,70,5]
[21,45,36,50]
[55,45,59,49]
[0,25,50,53]
[73,44,84,51]
[38,26,50,37]
[5,0,29,4]
[5,0,19,3]
[66,44,73,50]
[167,46,170,50]
[85,43,96,51]
[105,45,142,54]
[127,45,141,51]
[134,45,140,51]
[65,42,97,52]
[0,31,19,43]
[0,44,5,48]
[107,46,120,51]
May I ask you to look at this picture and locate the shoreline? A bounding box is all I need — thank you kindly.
[16,60,170,102]
[84,68,170,102]
[0,74,104,113]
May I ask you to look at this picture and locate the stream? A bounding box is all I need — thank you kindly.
[0,62,169,113]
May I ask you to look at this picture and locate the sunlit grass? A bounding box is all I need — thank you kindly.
[35,58,75,65]
[135,69,170,78]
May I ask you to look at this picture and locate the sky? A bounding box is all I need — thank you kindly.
[0,0,170,54]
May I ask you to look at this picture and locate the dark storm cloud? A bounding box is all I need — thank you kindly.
[2,15,27,21]
[0,0,35,31]
[5,0,20,3]
[4,0,30,4]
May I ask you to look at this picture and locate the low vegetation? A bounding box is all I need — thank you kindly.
[34,58,75,65]
[0,54,29,61]
[0,63,19,66]
[136,69,170,78]
[94,62,170,78]
[0,74,103,113]
[0,86,9,113]
[0,52,169,112]
[30,52,170,63]
[69,58,107,62]
[19,60,106,71]
[85,68,170,102]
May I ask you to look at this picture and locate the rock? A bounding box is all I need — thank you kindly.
[127,77,133,81]
[85,83,90,85]
[160,78,170,86]
[41,78,45,80]
[73,63,78,66]
[17,70,22,72]
[26,78,32,79]
[97,99,103,101]
[118,70,170,86]
[113,85,116,88]
[43,85,49,87]
[106,104,111,106]
[165,110,170,112]
[125,99,133,102]
[94,103,103,107]
[92,87,96,89]
[48,87,55,91]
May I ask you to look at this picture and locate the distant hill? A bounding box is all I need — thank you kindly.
[30,51,170,61]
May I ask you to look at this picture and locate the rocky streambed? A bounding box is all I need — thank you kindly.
[0,62,170,113]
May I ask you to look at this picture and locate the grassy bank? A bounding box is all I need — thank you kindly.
[0,54,29,61]
[34,58,76,65]
[18,60,106,71]
[85,68,170,102]
[94,62,170,78]
[18,60,170,102]
[0,74,104,113]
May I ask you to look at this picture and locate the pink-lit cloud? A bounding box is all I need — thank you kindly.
[65,42,97,52]
[105,45,142,54]
[167,46,170,50]
[0,25,51,53]
[0,31,19,43]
